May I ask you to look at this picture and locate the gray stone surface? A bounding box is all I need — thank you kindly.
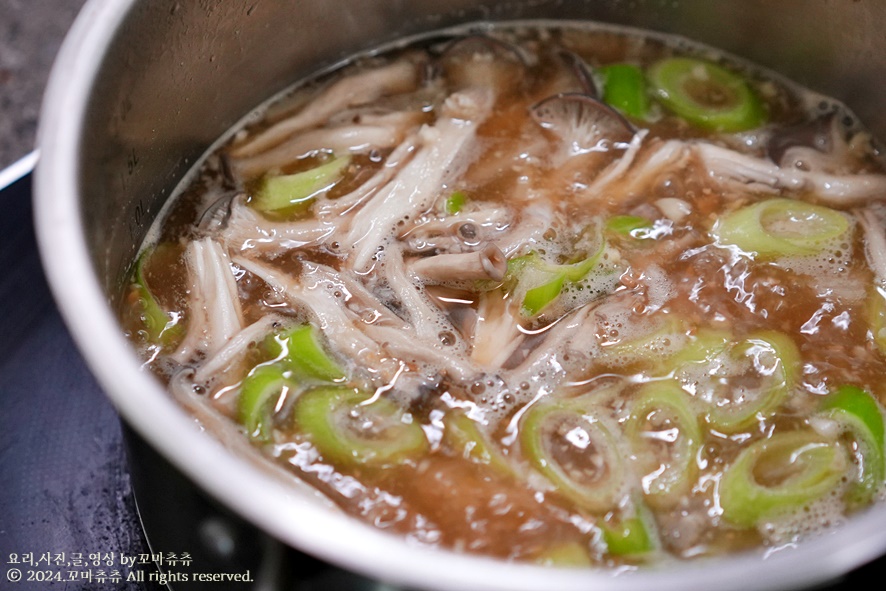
[0,0,86,169]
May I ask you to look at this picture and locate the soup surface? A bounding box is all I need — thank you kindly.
[122,23,886,567]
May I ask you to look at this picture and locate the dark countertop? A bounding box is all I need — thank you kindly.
[0,0,87,168]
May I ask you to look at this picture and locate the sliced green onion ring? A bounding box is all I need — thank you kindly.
[599,63,650,120]
[507,242,606,317]
[444,411,513,475]
[293,387,428,467]
[253,155,351,213]
[719,431,845,527]
[647,57,766,132]
[712,198,850,259]
[535,541,592,567]
[445,190,467,215]
[598,315,687,373]
[600,504,659,557]
[820,385,886,508]
[606,215,653,238]
[265,324,346,382]
[691,331,800,432]
[521,401,625,513]
[133,248,181,346]
[668,328,732,370]
[239,363,297,441]
[625,380,701,507]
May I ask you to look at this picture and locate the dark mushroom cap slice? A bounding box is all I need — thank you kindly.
[530,92,635,154]
[556,49,599,98]
[197,190,241,232]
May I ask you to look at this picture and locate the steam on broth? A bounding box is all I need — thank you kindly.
[122,22,886,567]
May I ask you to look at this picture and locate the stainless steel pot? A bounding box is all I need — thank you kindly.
[34,1,886,590]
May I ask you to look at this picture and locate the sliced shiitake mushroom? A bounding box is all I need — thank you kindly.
[530,93,635,155]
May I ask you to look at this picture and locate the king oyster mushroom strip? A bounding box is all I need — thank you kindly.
[230,58,423,158]
[341,87,495,272]
[173,238,244,364]
[696,141,886,204]
[221,196,337,254]
[230,255,402,384]
[858,208,886,285]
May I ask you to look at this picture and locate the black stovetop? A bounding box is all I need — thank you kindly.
[1,165,885,591]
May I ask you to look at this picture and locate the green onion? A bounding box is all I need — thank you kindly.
[647,57,766,132]
[444,411,513,475]
[625,381,701,507]
[522,274,568,317]
[719,431,845,527]
[521,400,625,512]
[606,215,653,238]
[506,241,606,317]
[239,324,346,441]
[535,542,592,567]
[445,190,467,215]
[668,328,732,369]
[599,63,650,120]
[600,505,659,557]
[293,387,428,467]
[239,363,297,441]
[264,324,346,382]
[252,155,350,213]
[820,385,886,508]
[598,315,687,372]
[133,248,181,346]
[712,198,849,259]
[703,331,800,432]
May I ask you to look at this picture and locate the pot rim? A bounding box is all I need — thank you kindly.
[33,1,886,589]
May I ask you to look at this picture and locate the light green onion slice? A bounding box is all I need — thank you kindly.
[625,381,701,507]
[600,505,659,557]
[444,411,513,475]
[522,274,568,317]
[445,190,467,215]
[647,57,766,132]
[253,155,350,213]
[599,63,650,120]
[606,215,653,238]
[239,363,297,441]
[133,248,181,346]
[598,315,687,372]
[820,385,886,508]
[668,328,732,369]
[293,387,428,467]
[507,242,606,317]
[690,331,799,432]
[521,401,625,513]
[265,324,346,382]
[720,431,845,527]
[535,542,593,567]
[712,198,849,259]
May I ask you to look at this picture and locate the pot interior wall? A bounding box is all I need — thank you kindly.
[80,0,886,294]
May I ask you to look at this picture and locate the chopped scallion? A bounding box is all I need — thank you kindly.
[253,155,350,213]
[648,57,766,132]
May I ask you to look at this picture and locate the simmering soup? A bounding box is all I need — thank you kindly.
[121,22,886,567]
